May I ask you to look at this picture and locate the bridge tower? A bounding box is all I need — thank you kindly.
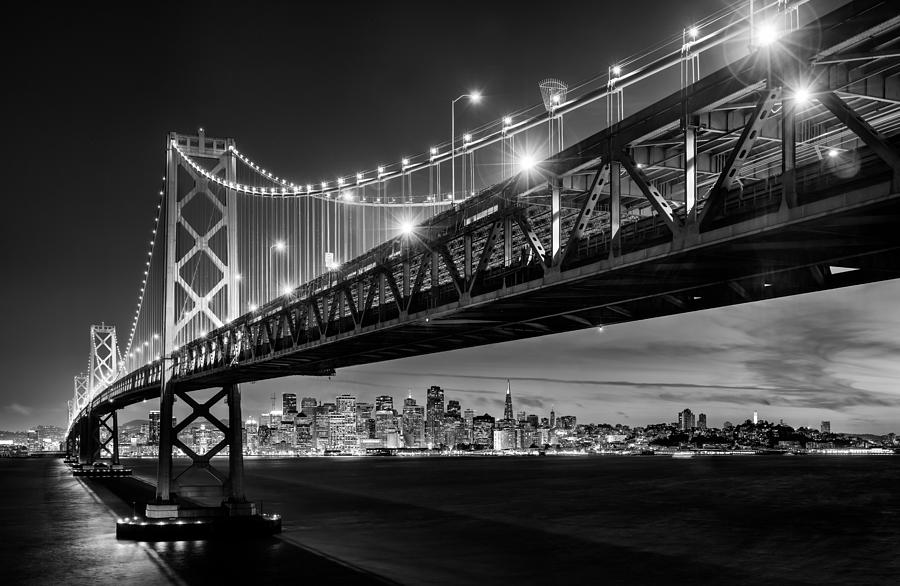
[89,324,118,394]
[149,130,251,519]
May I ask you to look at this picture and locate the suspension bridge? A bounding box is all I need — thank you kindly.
[64,0,900,529]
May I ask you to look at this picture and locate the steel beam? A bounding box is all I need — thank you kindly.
[559,165,610,266]
[551,178,562,264]
[619,151,680,234]
[684,124,698,221]
[609,162,621,257]
[818,91,900,180]
[699,87,782,228]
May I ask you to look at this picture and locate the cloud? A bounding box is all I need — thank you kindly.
[7,403,31,416]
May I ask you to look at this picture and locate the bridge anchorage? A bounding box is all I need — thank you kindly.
[64,0,900,540]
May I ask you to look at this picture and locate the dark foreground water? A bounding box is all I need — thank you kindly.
[2,456,899,585]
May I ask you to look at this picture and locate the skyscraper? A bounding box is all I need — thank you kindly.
[549,408,556,429]
[426,385,444,447]
[148,410,160,445]
[332,394,358,452]
[446,400,461,418]
[678,408,695,431]
[472,414,495,448]
[402,394,425,448]
[375,395,394,412]
[300,397,317,417]
[698,413,707,430]
[282,393,297,415]
[504,380,514,420]
[821,421,831,433]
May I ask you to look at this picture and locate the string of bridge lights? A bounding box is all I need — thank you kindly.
[123,174,166,366]
[173,142,457,207]
[168,0,794,211]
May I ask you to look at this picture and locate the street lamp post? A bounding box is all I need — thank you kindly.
[451,91,481,201]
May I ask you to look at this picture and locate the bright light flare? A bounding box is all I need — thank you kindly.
[469,91,482,103]
[756,22,778,46]
[273,240,286,251]
[282,285,293,296]
[611,65,622,76]
[688,27,699,39]
[794,87,811,105]
[400,221,414,235]
[827,148,839,158]
[249,303,258,312]
[519,155,536,172]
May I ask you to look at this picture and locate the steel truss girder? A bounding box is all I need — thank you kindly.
[559,164,611,267]
[817,91,900,179]
[470,220,504,291]
[699,87,783,228]
[619,152,680,234]
[515,214,548,270]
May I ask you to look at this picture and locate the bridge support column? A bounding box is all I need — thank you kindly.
[154,383,176,503]
[223,383,254,517]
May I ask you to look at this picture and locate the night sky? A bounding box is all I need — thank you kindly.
[2,1,897,433]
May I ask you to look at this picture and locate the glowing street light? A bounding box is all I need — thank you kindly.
[793,87,812,105]
[611,65,622,77]
[272,241,286,251]
[400,220,414,235]
[451,90,483,200]
[827,148,839,158]
[688,26,699,39]
[249,303,258,312]
[519,154,536,172]
[281,285,293,296]
[756,22,778,46]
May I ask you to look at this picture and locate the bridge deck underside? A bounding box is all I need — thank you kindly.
[176,185,899,392]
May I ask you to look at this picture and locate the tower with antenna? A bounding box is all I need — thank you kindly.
[504,379,514,420]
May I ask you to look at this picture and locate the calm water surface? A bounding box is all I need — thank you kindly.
[3,456,899,584]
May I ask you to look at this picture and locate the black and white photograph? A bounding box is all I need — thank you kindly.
[2,0,899,583]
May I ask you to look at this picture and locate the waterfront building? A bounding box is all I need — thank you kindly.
[294,413,313,453]
[314,403,336,451]
[472,414,495,448]
[356,402,375,440]
[426,386,445,447]
[149,410,160,445]
[374,410,397,444]
[495,418,517,450]
[282,393,297,415]
[334,395,358,452]
[402,396,425,448]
